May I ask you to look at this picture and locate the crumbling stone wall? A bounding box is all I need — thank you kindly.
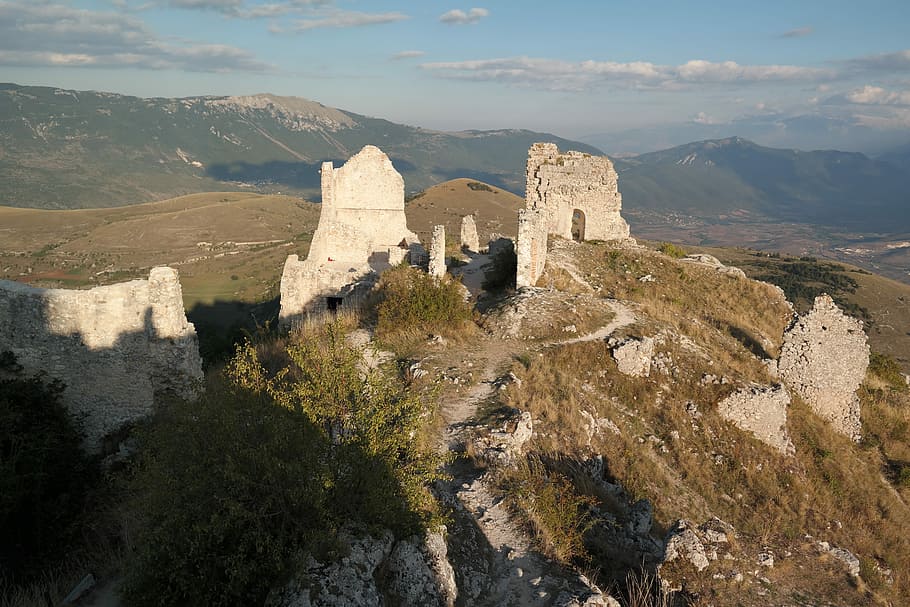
[280,145,420,324]
[460,215,479,252]
[717,384,794,455]
[778,294,869,441]
[429,225,446,278]
[0,267,203,451]
[516,143,632,287]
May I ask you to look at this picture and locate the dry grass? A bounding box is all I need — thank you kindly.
[404,178,523,244]
[483,239,910,604]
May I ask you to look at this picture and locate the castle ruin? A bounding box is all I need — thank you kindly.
[279,145,422,324]
[778,294,870,441]
[0,267,203,451]
[516,143,632,287]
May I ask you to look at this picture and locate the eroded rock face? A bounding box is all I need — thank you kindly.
[717,384,794,455]
[270,527,457,607]
[0,267,203,452]
[778,295,869,441]
[385,529,458,607]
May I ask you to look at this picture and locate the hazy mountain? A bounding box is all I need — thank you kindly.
[615,137,909,232]
[584,113,910,156]
[878,141,910,172]
[0,83,600,209]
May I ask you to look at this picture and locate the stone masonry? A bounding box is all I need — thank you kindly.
[717,384,794,455]
[279,145,421,324]
[778,294,870,441]
[0,267,203,451]
[429,225,446,278]
[516,143,632,287]
[460,215,480,252]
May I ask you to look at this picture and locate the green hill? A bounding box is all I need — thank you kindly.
[0,83,600,209]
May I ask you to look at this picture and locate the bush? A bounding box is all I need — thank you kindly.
[466,181,493,192]
[482,241,517,291]
[0,351,95,583]
[869,352,907,392]
[125,324,443,606]
[657,242,687,258]
[374,265,473,339]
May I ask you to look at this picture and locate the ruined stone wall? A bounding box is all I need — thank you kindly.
[778,294,869,441]
[429,225,446,278]
[526,142,630,242]
[0,267,203,451]
[717,384,794,455]
[308,145,417,264]
[460,215,479,252]
[280,145,421,324]
[516,143,632,288]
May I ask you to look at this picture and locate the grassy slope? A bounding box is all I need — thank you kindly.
[500,240,910,605]
[0,192,320,311]
[405,178,524,245]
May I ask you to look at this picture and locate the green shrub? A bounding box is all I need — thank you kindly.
[482,241,517,291]
[466,181,493,192]
[375,265,473,338]
[869,352,907,392]
[0,351,95,583]
[125,324,443,606]
[657,242,687,258]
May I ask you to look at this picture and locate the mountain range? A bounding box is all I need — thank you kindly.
[1,83,907,236]
[0,83,598,209]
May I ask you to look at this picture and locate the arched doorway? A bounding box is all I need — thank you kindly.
[571,209,586,241]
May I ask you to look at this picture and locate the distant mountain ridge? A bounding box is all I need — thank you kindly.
[616,136,909,232]
[0,83,600,208]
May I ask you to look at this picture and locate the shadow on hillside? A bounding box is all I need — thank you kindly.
[205,157,419,201]
[187,296,280,367]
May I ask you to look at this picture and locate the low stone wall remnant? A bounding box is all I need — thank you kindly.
[778,294,869,441]
[0,267,203,451]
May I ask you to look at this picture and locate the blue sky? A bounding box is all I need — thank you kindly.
[1,0,909,150]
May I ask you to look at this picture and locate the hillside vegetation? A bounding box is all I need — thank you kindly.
[0,83,599,208]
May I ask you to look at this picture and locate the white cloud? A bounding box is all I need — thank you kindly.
[691,112,717,125]
[391,50,425,61]
[274,10,408,32]
[779,26,813,38]
[439,7,488,25]
[0,1,270,72]
[845,85,910,106]
[167,0,242,11]
[420,56,837,92]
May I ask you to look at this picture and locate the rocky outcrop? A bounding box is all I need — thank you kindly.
[679,253,747,279]
[269,527,456,607]
[0,267,203,452]
[430,224,446,278]
[778,295,869,441]
[474,409,534,465]
[717,384,794,455]
[460,215,480,252]
[610,336,655,377]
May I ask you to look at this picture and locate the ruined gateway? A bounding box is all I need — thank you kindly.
[0,267,203,451]
[279,145,422,324]
[517,143,632,287]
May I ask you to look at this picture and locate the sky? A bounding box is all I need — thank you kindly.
[1,0,909,151]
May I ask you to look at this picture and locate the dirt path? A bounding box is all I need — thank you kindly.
[432,298,635,606]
